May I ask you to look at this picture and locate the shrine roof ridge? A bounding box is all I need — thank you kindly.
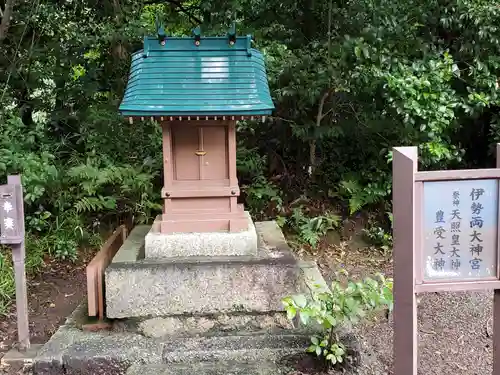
[141,35,256,53]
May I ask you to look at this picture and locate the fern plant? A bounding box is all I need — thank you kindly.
[285,206,341,248]
[0,251,15,315]
[339,178,391,215]
[75,196,117,213]
[66,160,161,222]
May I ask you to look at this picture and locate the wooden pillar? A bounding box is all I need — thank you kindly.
[392,147,418,375]
[162,122,173,214]
[494,143,500,375]
[228,121,238,214]
[7,175,30,350]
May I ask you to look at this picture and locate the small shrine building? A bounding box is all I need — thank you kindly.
[119,26,274,235]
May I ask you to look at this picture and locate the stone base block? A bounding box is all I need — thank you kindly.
[105,220,322,319]
[145,211,257,258]
[105,254,299,319]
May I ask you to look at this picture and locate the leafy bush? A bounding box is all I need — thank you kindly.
[243,176,283,218]
[0,108,162,312]
[282,271,393,367]
[237,143,283,218]
[362,212,394,252]
[280,206,341,248]
[0,236,46,316]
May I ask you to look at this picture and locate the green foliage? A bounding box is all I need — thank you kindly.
[362,212,393,252]
[0,236,46,316]
[282,271,393,367]
[337,179,391,215]
[67,160,162,223]
[281,206,341,248]
[243,176,283,218]
[363,225,393,252]
[0,252,15,316]
[0,100,161,312]
[1,0,500,314]
[237,142,283,218]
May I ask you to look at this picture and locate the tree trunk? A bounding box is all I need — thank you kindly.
[309,91,330,176]
[0,0,15,44]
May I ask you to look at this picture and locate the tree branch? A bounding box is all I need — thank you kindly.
[142,0,202,25]
[0,0,15,44]
[167,0,202,25]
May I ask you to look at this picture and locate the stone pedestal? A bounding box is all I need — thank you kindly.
[144,212,258,258]
[33,220,329,375]
[105,220,304,319]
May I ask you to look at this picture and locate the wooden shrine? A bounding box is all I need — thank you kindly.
[118,25,274,234]
[159,119,245,233]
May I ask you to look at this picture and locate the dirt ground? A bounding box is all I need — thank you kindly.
[0,252,92,375]
[0,224,497,375]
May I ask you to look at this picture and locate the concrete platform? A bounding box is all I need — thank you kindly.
[105,221,317,319]
[145,212,258,258]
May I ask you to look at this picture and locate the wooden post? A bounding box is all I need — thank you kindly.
[7,175,30,350]
[392,147,418,375]
[494,143,500,375]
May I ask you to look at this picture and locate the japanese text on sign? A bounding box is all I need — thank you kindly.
[423,179,498,281]
[0,184,21,244]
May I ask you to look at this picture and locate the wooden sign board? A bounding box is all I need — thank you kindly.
[392,144,500,375]
[0,175,30,351]
[0,183,23,244]
[422,179,498,282]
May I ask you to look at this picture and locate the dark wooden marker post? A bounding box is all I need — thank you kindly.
[0,175,30,350]
[393,144,500,375]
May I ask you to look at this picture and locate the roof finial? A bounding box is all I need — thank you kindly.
[155,15,167,45]
[192,26,201,46]
[227,22,236,46]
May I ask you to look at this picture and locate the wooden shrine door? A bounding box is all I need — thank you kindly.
[160,120,247,233]
[172,125,228,182]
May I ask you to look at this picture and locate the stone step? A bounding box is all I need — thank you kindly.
[132,312,298,339]
[162,333,307,363]
[126,361,281,375]
[33,314,309,375]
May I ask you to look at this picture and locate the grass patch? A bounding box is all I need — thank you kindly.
[0,251,15,316]
[0,235,47,316]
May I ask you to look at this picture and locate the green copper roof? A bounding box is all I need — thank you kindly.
[119,34,275,117]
